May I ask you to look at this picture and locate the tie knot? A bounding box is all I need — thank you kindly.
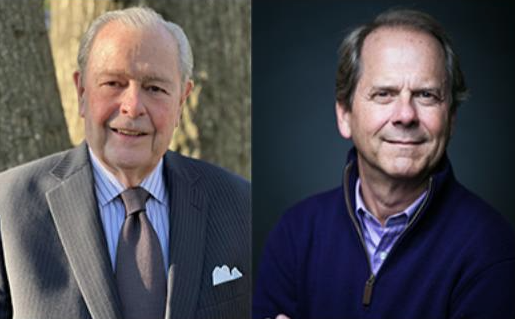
[120,187,150,217]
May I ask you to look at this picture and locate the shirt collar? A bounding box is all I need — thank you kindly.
[355,178,427,227]
[88,147,167,206]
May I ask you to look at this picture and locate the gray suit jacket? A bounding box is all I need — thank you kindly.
[0,143,250,319]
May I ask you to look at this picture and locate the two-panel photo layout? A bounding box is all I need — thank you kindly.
[0,1,514,318]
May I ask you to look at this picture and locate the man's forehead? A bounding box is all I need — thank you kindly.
[89,21,179,62]
[359,27,446,75]
[87,21,181,81]
[362,27,443,57]
[359,68,447,92]
[114,27,173,46]
[97,69,174,83]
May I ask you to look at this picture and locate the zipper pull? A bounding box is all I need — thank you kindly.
[362,274,375,306]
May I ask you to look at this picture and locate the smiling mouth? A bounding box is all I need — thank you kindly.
[111,128,147,136]
[384,139,423,145]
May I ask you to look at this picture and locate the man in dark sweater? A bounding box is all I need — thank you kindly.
[253,8,515,319]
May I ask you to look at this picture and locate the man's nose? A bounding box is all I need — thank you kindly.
[120,83,145,118]
[391,92,418,127]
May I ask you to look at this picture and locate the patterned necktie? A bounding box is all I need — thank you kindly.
[115,187,166,319]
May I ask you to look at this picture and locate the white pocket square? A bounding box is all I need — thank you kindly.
[212,265,243,286]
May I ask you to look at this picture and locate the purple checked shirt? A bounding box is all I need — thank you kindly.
[355,179,427,275]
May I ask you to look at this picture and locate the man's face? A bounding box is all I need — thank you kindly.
[337,27,454,181]
[74,21,192,180]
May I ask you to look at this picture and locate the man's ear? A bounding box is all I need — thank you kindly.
[180,79,194,106]
[335,101,352,139]
[73,71,86,117]
[174,79,194,127]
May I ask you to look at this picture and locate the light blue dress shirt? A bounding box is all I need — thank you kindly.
[89,149,170,272]
[355,178,426,275]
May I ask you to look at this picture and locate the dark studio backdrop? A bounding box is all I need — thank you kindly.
[252,1,515,275]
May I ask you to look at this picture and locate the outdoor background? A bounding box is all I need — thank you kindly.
[0,0,250,179]
[253,0,515,274]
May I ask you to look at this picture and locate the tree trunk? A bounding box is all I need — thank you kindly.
[0,0,71,172]
[49,0,121,146]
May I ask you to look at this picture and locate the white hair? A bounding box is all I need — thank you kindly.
[77,7,193,83]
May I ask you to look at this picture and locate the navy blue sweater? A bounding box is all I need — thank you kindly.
[254,152,515,319]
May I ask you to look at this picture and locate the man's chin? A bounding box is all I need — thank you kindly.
[381,159,427,181]
[112,158,148,170]
[105,150,152,171]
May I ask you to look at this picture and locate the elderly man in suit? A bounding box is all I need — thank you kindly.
[0,7,249,319]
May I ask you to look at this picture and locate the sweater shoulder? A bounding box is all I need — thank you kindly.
[450,181,513,236]
[439,179,515,260]
[280,186,345,229]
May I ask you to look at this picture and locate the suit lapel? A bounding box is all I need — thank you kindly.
[163,152,208,319]
[46,144,122,319]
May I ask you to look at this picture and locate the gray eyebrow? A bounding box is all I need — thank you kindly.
[140,75,173,84]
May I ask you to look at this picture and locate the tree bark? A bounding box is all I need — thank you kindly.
[0,0,71,172]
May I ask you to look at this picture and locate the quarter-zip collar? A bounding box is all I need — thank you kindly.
[342,147,453,227]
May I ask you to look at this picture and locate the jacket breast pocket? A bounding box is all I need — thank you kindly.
[196,267,250,317]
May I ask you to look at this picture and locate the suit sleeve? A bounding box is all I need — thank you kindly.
[253,217,299,319]
[0,229,13,319]
[450,259,515,319]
